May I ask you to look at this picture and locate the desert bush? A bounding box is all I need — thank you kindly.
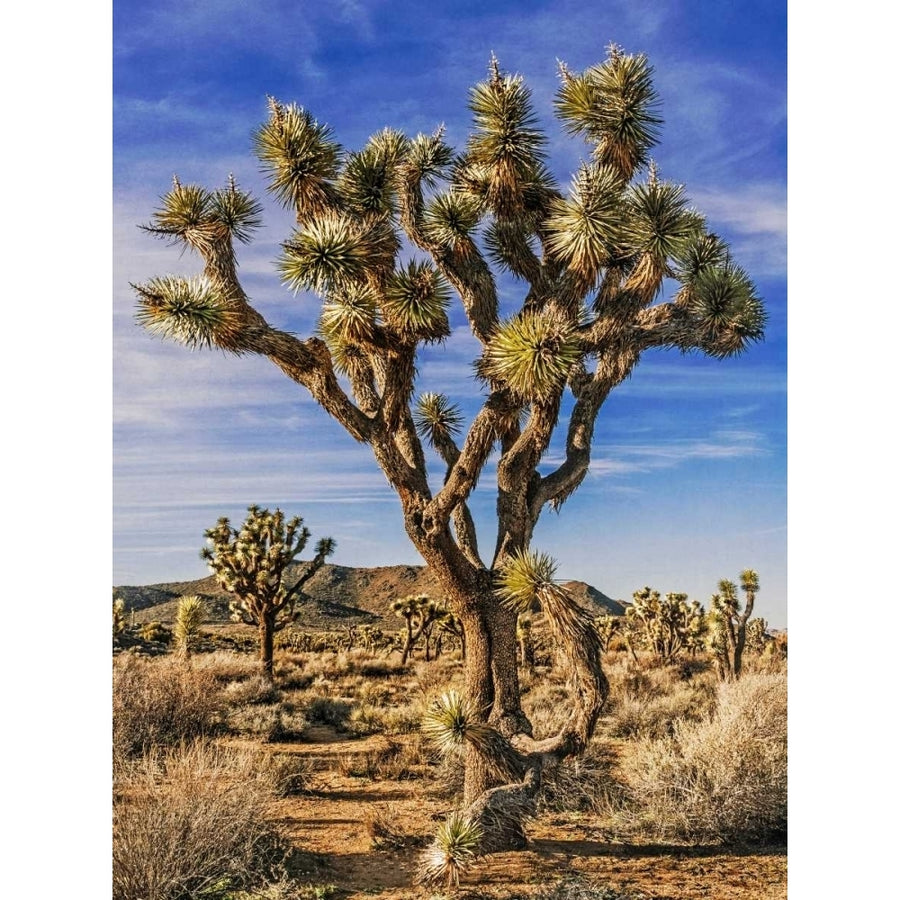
[536,743,626,815]
[303,696,351,728]
[113,653,223,757]
[113,741,294,900]
[224,674,282,706]
[620,672,787,842]
[194,650,261,682]
[227,702,307,742]
[256,751,314,797]
[607,682,715,739]
[338,735,429,780]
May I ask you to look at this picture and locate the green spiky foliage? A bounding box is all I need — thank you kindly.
[418,810,483,888]
[708,570,761,680]
[136,48,767,842]
[625,587,706,665]
[174,594,206,658]
[745,617,771,655]
[201,505,335,679]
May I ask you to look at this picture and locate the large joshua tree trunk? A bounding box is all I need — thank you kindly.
[259,611,276,681]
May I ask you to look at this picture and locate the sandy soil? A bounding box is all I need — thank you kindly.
[239,729,786,900]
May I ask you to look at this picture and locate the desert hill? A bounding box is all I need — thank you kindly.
[114,563,625,629]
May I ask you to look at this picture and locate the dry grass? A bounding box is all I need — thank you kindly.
[113,741,294,900]
[113,652,224,759]
[618,672,787,843]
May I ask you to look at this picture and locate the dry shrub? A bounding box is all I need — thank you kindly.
[338,735,429,780]
[227,703,307,742]
[257,752,314,797]
[224,674,281,706]
[621,672,787,843]
[536,743,626,815]
[113,653,223,757]
[607,684,715,739]
[113,741,293,900]
[367,804,427,850]
[193,650,260,681]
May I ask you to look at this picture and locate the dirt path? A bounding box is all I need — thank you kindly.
[243,730,787,900]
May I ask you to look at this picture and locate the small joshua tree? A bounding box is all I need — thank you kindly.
[174,594,206,658]
[201,505,335,679]
[708,569,760,680]
[625,587,705,664]
[593,611,622,653]
[745,616,770,655]
[516,615,536,675]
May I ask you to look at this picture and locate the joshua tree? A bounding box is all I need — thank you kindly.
[708,569,760,680]
[174,594,206,658]
[593,611,622,654]
[625,587,705,664]
[392,593,441,664]
[135,46,764,848]
[201,505,336,679]
[516,615,536,675]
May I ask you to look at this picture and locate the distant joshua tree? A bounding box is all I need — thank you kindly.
[708,569,760,680]
[136,45,764,849]
[625,587,705,664]
[201,505,335,679]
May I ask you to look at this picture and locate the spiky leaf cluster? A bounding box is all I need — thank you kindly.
[462,62,551,216]
[495,549,559,614]
[405,129,454,187]
[338,128,409,215]
[413,392,464,449]
[545,163,626,286]
[556,46,662,179]
[422,689,492,754]
[319,284,380,345]
[383,260,452,339]
[280,214,393,293]
[254,100,341,216]
[419,811,482,888]
[144,175,263,253]
[424,191,482,249]
[685,263,766,357]
[134,276,241,350]
[481,312,580,401]
[113,596,126,639]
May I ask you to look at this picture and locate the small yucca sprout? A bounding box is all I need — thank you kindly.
[419,811,482,888]
[319,285,380,344]
[413,392,464,448]
[687,263,766,356]
[134,276,240,349]
[383,260,451,338]
[174,595,206,656]
[495,549,559,613]
[422,690,492,754]
[480,311,580,401]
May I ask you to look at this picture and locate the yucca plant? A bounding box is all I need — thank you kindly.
[135,45,765,850]
[418,811,483,888]
[174,595,207,659]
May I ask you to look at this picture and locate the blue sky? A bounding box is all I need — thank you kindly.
[113,0,787,625]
